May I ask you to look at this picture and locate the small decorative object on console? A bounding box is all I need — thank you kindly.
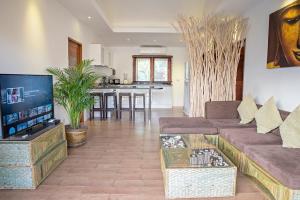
[47,119,61,125]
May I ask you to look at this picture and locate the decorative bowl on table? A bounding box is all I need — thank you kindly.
[160,135,187,149]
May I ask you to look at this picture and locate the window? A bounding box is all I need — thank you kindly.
[136,58,151,81]
[154,58,169,82]
[133,55,172,83]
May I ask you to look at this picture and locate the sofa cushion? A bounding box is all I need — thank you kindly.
[280,105,300,148]
[205,101,241,119]
[208,119,256,129]
[255,97,283,134]
[244,145,300,189]
[237,95,258,124]
[159,117,218,134]
[219,128,282,151]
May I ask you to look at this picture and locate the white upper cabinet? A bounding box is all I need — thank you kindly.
[103,49,112,66]
[88,44,111,66]
[88,44,103,65]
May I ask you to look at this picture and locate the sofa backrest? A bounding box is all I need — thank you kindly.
[206,101,291,136]
[205,101,290,122]
[205,101,241,119]
[279,110,290,121]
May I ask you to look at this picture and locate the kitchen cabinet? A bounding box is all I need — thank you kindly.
[88,44,111,66]
[151,86,172,108]
[103,48,112,66]
[88,44,103,65]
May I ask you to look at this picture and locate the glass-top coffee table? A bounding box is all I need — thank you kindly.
[160,134,237,199]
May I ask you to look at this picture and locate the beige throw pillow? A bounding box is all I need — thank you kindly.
[237,95,258,124]
[280,105,300,148]
[255,97,283,134]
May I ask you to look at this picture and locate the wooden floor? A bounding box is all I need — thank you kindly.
[1,109,269,200]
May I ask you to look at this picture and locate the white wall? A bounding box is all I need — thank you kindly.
[244,0,300,111]
[107,46,187,107]
[0,0,100,123]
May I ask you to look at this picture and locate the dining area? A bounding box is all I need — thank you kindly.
[89,84,172,121]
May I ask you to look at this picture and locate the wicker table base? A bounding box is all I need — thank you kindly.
[160,134,237,199]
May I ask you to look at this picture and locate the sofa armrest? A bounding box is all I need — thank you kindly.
[205,101,241,119]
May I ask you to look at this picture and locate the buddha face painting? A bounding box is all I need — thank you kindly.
[279,4,300,66]
[267,1,300,68]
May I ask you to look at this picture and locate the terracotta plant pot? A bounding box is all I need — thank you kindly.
[65,125,88,147]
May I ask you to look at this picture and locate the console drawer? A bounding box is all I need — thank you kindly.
[33,141,67,187]
[31,124,65,164]
[41,141,67,179]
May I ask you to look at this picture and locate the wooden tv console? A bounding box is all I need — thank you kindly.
[0,123,67,189]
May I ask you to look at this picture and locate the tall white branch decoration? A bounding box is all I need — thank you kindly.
[176,15,247,117]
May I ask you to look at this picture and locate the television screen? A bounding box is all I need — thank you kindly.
[0,74,54,139]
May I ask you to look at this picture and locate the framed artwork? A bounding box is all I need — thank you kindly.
[267,1,300,69]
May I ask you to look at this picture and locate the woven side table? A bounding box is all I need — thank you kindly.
[160,134,237,199]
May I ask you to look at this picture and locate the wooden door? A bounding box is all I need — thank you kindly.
[236,46,245,100]
[68,38,84,122]
[68,37,82,67]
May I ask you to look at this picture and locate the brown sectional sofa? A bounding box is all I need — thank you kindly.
[160,101,255,134]
[159,101,300,200]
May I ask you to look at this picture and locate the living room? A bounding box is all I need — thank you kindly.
[0,0,300,200]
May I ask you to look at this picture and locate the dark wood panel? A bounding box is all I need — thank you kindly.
[68,37,82,67]
[236,81,244,101]
[236,46,245,100]
[68,38,83,121]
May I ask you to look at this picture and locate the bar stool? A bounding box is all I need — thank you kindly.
[119,93,132,119]
[90,92,104,119]
[104,92,118,119]
[133,93,146,121]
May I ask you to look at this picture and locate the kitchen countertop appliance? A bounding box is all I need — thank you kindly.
[113,79,120,84]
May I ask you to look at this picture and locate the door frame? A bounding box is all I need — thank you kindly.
[68,37,84,122]
[68,37,82,66]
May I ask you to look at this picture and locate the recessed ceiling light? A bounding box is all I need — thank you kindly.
[88,16,92,20]
[126,38,131,41]
[153,39,157,42]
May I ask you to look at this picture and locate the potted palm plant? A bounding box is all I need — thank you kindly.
[47,60,99,147]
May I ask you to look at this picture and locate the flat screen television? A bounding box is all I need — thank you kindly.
[0,74,54,139]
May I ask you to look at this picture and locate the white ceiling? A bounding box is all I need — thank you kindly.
[57,0,263,47]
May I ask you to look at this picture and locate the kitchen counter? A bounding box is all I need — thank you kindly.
[94,83,172,89]
[94,85,164,90]
[90,84,173,120]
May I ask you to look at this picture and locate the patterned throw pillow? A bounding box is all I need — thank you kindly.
[255,97,283,134]
[237,95,258,124]
[280,105,300,148]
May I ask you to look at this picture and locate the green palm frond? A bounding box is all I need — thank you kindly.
[47,59,100,129]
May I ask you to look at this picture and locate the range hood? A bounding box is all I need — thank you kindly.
[88,44,112,67]
[93,64,109,68]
